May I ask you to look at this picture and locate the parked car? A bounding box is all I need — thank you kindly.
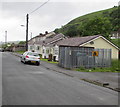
[21,51,40,66]
[0,48,4,52]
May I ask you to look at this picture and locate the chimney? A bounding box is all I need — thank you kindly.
[39,33,43,36]
[45,31,48,34]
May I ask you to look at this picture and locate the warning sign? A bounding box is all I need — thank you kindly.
[92,51,99,56]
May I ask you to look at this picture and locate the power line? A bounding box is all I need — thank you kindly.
[29,0,50,14]
[25,0,50,51]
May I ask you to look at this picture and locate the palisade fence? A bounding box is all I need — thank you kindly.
[59,47,111,69]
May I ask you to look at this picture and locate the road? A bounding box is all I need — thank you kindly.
[2,52,118,105]
[0,52,2,106]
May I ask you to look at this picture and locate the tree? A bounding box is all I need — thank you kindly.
[19,41,26,45]
[110,6,120,31]
[79,17,112,38]
[54,28,59,34]
[65,25,78,37]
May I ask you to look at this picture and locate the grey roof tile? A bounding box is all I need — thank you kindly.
[57,35,100,46]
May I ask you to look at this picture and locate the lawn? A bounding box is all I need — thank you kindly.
[40,58,58,64]
[76,59,120,72]
[15,51,25,54]
[110,39,120,48]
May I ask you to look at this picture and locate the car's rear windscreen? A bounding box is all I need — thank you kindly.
[28,52,39,56]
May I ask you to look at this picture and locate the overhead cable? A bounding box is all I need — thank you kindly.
[29,0,50,14]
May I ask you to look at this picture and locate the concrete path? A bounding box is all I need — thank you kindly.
[41,60,119,91]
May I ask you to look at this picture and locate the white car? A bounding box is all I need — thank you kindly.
[21,51,40,66]
[0,48,4,52]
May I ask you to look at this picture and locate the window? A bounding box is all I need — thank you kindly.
[30,46,33,50]
[43,49,45,53]
[46,49,49,54]
[54,48,58,55]
[23,52,27,56]
[28,52,39,56]
[90,41,94,45]
[37,46,40,50]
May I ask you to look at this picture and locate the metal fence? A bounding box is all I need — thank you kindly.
[59,47,111,69]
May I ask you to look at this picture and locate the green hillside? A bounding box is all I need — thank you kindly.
[54,6,120,38]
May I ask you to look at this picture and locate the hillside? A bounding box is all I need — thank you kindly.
[54,6,120,38]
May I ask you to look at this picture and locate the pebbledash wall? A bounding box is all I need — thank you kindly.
[81,37,119,59]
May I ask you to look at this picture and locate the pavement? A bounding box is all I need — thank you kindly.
[12,52,120,92]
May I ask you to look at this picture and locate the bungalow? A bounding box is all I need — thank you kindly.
[58,35,120,59]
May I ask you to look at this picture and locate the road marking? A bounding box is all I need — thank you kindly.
[90,94,105,101]
[29,71,44,74]
[98,97,104,101]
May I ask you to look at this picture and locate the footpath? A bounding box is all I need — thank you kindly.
[12,52,120,92]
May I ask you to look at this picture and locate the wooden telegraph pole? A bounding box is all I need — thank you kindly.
[26,14,29,51]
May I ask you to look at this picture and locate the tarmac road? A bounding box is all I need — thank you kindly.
[2,52,118,105]
[0,52,2,106]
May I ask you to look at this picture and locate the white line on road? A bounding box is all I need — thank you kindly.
[29,71,44,74]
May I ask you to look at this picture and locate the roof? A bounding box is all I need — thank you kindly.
[57,35,100,46]
[57,35,120,50]
[28,40,35,45]
[29,34,45,41]
[45,38,65,47]
[35,41,44,45]
[28,32,55,42]
[29,33,66,46]
[44,33,65,44]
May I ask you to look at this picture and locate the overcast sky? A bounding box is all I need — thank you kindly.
[0,0,119,42]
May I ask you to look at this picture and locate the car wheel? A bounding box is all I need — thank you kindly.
[23,59,26,64]
[24,61,26,64]
[36,62,40,66]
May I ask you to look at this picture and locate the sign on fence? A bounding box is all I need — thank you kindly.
[92,51,99,56]
[59,47,111,69]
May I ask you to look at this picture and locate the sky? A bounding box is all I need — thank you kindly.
[0,0,119,42]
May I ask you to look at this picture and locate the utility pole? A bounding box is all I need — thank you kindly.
[5,31,7,44]
[26,14,29,51]
[31,32,32,39]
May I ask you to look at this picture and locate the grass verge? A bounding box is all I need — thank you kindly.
[41,58,58,64]
[76,60,120,72]
[15,51,25,54]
